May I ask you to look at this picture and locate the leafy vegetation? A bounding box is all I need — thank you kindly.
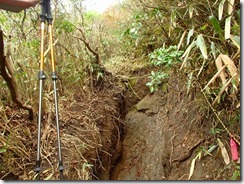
[0,0,240,180]
[146,45,183,92]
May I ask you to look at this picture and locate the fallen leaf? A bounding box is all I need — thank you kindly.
[217,138,230,165]
[188,157,196,180]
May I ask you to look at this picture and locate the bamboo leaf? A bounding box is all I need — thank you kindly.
[215,55,227,87]
[236,9,240,24]
[207,145,218,155]
[182,40,196,59]
[187,28,194,45]
[219,0,226,20]
[230,35,240,49]
[228,0,235,15]
[188,152,201,180]
[188,157,196,180]
[217,138,231,165]
[189,5,194,18]
[212,77,233,105]
[202,63,227,91]
[224,0,235,40]
[225,16,231,39]
[44,173,54,180]
[219,54,239,87]
[209,15,224,40]
[210,41,217,59]
[180,41,196,69]
[197,59,206,77]
[219,54,238,77]
[177,30,187,51]
[196,34,208,59]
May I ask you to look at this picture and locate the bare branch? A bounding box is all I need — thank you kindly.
[0,30,33,120]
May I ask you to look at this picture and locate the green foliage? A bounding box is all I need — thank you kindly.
[0,147,7,154]
[56,19,75,34]
[122,13,145,40]
[231,164,240,180]
[118,6,165,57]
[84,11,100,21]
[88,63,104,80]
[25,39,40,57]
[0,0,240,180]
[149,46,183,67]
[146,71,168,93]
[209,15,224,40]
[210,127,224,135]
[146,46,183,93]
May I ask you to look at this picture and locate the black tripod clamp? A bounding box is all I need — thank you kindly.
[40,0,53,24]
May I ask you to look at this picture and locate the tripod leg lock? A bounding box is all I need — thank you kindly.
[52,72,58,80]
[38,71,46,80]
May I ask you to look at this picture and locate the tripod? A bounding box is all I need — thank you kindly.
[34,0,64,180]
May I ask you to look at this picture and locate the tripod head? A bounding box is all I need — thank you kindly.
[40,0,52,24]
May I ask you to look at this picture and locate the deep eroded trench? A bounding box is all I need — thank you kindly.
[103,71,235,180]
[1,70,237,180]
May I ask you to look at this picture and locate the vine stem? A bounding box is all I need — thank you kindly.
[201,87,240,146]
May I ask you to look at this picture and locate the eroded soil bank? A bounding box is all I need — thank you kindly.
[111,71,237,180]
[1,70,239,180]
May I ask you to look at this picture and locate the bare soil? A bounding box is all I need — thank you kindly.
[0,69,240,180]
[111,71,239,180]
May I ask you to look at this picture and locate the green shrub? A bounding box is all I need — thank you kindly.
[146,45,183,92]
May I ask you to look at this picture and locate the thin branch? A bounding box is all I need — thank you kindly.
[74,36,101,65]
[138,0,168,12]
[56,43,78,58]
[0,30,33,120]
[201,86,240,146]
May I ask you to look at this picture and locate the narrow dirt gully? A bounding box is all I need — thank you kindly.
[1,67,238,180]
[109,70,236,180]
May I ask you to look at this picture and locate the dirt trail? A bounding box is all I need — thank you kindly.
[1,69,238,180]
[111,72,234,180]
[112,91,167,180]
